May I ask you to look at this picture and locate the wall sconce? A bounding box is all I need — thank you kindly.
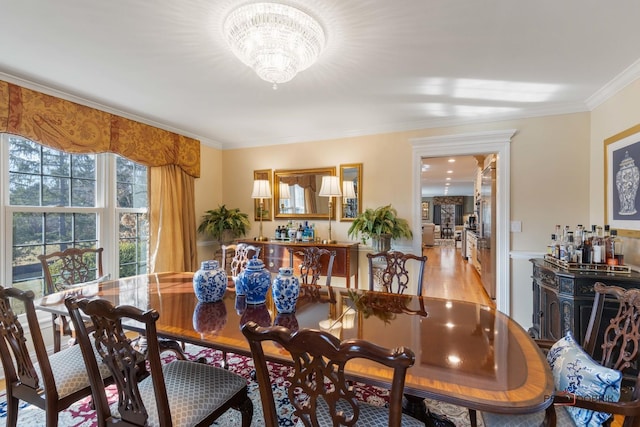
[251,179,272,241]
[318,176,341,244]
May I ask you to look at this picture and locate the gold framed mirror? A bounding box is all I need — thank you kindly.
[253,169,272,221]
[339,163,362,221]
[274,167,336,219]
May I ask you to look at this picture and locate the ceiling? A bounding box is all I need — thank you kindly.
[421,156,479,198]
[1,1,640,153]
[0,0,640,149]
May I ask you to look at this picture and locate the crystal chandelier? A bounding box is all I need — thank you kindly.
[223,2,325,89]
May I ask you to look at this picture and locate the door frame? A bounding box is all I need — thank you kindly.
[410,129,515,315]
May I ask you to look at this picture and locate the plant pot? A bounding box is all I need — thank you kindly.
[372,234,392,252]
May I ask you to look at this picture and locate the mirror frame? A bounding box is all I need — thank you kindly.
[274,167,337,219]
[253,169,272,221]
[339,163,363,221]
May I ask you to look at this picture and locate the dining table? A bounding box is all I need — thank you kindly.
[36,271,554,418]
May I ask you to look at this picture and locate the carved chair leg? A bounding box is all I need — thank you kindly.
[6,394,18,427]
[469,409,477,427]
[221,350,228,369]
[235,394,254,427]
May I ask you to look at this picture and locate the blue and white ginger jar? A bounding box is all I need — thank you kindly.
[236,256,271,305]
[193,260,227,303]
[272,267,300,314]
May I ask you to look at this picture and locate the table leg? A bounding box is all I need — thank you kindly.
[402,393,427,422]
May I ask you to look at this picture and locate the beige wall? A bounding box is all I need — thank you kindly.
[193,111,594,329]
[194,145,224,262]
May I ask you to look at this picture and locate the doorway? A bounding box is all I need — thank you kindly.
[410,130,515,315]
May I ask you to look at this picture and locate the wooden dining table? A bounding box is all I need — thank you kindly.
[36,271,554,417]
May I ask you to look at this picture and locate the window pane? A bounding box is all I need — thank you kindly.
[71,178,95,206]
[117,182,133,208]
[45,213,73,243]
[116,156,147,209]
[9,172,41,205]
[42,176,70,206]
[8,137,40,174]
[13,212,43,245]
[75,213,97,242]
[72,154,96,179]
[42,146,70,177]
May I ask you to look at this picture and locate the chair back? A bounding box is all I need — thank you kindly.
[0,287,52,398]
[64,296,168,426]
[584,283,640,399]
[241,321,414,427]
[367,250,427,295]
[222,243,261,279]
[291,247,336,286]
[38,247,104,294]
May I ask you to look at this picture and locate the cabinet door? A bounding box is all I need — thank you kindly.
[541,287,562,341]
[530,280,541,338]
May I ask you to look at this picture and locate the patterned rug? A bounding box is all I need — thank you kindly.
[0,343,479,426]
[435,238,456,247]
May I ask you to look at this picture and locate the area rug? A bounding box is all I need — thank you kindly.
[435,238,456,247]
[0,343,479,426]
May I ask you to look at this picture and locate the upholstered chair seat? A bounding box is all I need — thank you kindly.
[304,396,425,427]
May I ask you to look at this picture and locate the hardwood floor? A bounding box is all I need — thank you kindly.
[422,244,494,307]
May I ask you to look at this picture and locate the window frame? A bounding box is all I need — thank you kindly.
[1,133,149,294]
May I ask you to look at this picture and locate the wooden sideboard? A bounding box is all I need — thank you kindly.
[530,258,640,352]
[239,240,359,288]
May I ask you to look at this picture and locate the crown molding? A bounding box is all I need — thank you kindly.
[585,58,640,110]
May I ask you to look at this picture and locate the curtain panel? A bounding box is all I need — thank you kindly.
[0,80,200,273]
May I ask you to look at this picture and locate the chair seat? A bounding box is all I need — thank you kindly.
[137,360,248,427]
[481,405,574,427]
[34,342,111,399]
[296,396,424,427]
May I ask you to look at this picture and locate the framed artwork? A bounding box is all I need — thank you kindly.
[253,169,272,221]
[421,201,430,220]
[604,124,640,237]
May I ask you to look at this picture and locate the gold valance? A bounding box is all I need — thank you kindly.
[0,80,200,178]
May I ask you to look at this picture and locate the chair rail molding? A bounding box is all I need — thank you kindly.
[410,129,515,315]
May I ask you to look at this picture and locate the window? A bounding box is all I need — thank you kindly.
[2,134,149,297]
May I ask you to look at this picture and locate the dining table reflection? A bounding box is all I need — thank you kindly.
[36,272,553,415]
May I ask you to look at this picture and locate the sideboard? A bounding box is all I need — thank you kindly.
[239,240,359,288]
[530,258,640,354]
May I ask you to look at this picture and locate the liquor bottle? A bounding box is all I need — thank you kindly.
[565,232,575,263]
[604,224,613,264]
[582,230,593,264]
[547,234,557,257]
[574,224,584,249]
[612,229,624,265]
[592,226,604,264]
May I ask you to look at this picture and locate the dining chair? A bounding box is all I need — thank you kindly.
[64,295,253,427]
[0,286,112,427]
[221,243,261,287]
[482,282,640,427]
[366,250,427,295]
[241,321,423,427]
[38,247,106,352]
[289,246,336,286]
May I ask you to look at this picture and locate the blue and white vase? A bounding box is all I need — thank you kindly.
[193,260,227,303]
[236,256,271,305]
[272,267,300,314]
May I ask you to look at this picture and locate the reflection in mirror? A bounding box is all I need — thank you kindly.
[274,167,336,219]
[340,163,362,221]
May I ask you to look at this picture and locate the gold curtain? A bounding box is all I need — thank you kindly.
[0,80,200,272]
[149,165,197,272]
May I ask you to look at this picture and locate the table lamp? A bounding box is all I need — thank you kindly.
[319,176,342,244]
[251,179,272,241]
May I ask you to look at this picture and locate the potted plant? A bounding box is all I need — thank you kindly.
[347,204,412,251]
[197,205,251,244]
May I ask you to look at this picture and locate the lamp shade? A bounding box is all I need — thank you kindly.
[342,180,356,199]
[251,180,272,199]
[319,176,342,197]
[279,182,291,199]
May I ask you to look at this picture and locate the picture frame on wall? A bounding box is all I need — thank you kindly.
[254,169,272,221]
[421,201,430,220]
[604,123,640,237]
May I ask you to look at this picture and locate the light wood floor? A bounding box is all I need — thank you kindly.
[422,244,494,307]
